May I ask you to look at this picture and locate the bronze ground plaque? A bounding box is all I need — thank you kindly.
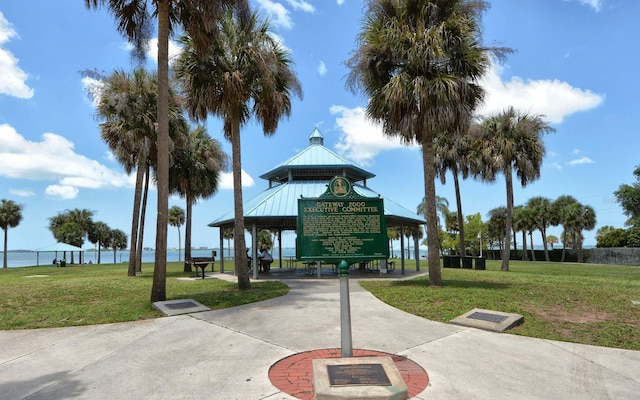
[327,363,391,386]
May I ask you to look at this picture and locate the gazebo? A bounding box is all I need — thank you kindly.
[35,242,84,266]
[209,128,425,277]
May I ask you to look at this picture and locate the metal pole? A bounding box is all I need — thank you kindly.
[338,260,353,358]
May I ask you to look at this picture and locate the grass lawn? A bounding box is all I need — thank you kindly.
[0,261,288,330]
[2,258,639,352]
[361,259,640,351]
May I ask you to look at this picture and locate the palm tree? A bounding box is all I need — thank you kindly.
[223,228,234,258]
[473,107,554,271]
[88,221,111,263]
[512,205,527,261]
[417,195,449,232]
[552,195,578,262]
[434,128,473,256]
[387,227,399,258]
[86,0,247,302]
[346,0,493,286]
[562,202,596,263]
[168,206,185,262]
[96,68,188,276]
[487,206,507,254]
[170,125,228,271]
[108,228,128,264]
[527,196,554,261]
[175,6,302,290]
[0,199,23,268]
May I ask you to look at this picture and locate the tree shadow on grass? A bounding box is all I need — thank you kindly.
[375,277,512,291]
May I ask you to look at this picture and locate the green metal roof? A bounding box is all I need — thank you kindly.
[259,128,375,183]
[208,180,424,228]
[209,128,424,230]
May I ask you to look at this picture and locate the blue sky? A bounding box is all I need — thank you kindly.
[0,0,636,251]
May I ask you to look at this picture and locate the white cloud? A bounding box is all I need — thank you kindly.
[477,62,604,123]
[0,12,34,99]
[0,124,133,200]
[286,0,315,12]
[219,170,255,189]
[330,105,412,166]
[565,0,603,12]
[256,0,293,29]
[336,0,346,5]
[45,185,79,200]
[256,0,315,30]
[568,156,594,166]
[331,61,604,166]
[9,188,34,197]
[317,61,327,76]
[146,38,183,64]
[81,76,104,108]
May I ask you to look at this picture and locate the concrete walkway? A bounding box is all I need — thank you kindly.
[1,272,639,399]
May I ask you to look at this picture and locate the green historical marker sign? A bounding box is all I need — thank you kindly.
[296,176,389,265]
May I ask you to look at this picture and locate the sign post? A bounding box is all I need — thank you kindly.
[297,177,389,357]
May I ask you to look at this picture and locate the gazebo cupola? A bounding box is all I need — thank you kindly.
[259,128,375,188]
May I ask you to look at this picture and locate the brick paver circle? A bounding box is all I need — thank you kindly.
[268,348,429,400]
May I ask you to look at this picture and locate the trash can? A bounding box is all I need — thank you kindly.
[462,256,473,269]
[474,257,486,270]
[450,255,461,268]
[442,256,451,268]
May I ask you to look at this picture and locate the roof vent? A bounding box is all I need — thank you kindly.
[309,127,324,145]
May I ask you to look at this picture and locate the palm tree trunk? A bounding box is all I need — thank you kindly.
[541,229,550,261]
[453,170,466,257]
[421,135,442,286]
[521,230,527,261]
[136,164,150,274]
[3,230,8,268]
[529,232,536,261]
[230,115,250,290]
[151,0,170,302]
[184,196,193,272]
[128,160,145,276]
[502,167,514,271]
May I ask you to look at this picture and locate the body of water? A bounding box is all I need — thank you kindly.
[2,246,428,268]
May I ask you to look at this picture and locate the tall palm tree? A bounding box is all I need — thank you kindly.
[96,68,187,276]
[434,127,473,256]
[346,0,493,286]
[562,202,596,263]
[169,126,228,271]
[527,196,554,261]
[108,228,128,264]
[387,226,400,258]
[417,195,449,232]
[512,205,527,261]
[88,221,111,264]
[86,0,247,302]
[0,199,23,268]
[487,206,507,253]
[168,206,185,261]
[473,107,554,271]
[552,195,578,262]
[175,6,302,290]
[223,228,234,258]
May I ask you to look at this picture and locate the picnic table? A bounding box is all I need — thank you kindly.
[188,257,215,279]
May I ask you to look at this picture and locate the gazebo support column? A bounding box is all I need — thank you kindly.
[278,230,283,268]
[219,227,224,274]
[252,223,258,280]
[400,225,405,275]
